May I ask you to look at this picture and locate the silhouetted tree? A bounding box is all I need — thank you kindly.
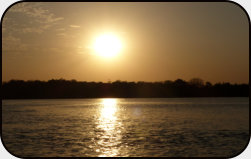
[189,78,204,87]
[2,78,249,99]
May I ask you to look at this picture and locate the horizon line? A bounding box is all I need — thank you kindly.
[2,78,249,85]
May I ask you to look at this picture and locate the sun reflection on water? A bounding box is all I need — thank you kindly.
[100,99,117,123]
[96,98,122,157]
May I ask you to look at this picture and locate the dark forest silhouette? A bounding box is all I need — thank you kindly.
[2,78,249,99]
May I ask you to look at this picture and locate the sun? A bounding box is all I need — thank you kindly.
[93,33,122,58]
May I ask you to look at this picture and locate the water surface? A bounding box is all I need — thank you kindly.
[2,98,249,157]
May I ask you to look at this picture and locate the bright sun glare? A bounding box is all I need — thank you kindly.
[100,98,117,121]
[93,33,122,58]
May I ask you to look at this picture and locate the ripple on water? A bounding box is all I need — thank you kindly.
[2,98,249,157]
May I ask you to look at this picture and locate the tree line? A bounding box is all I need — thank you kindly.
[2,78,249,99]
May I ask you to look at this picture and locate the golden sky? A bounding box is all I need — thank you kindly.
[2,2,249,83]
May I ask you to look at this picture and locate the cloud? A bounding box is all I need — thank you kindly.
[4,3,64,34]
[57,33,66,36]
[2,35,27,54]
[70,25,80,28]
[56,28,66,31]
[2,3,65,55]
[10,3,64,24]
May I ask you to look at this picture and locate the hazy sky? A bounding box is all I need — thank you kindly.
[2,2,249,83]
